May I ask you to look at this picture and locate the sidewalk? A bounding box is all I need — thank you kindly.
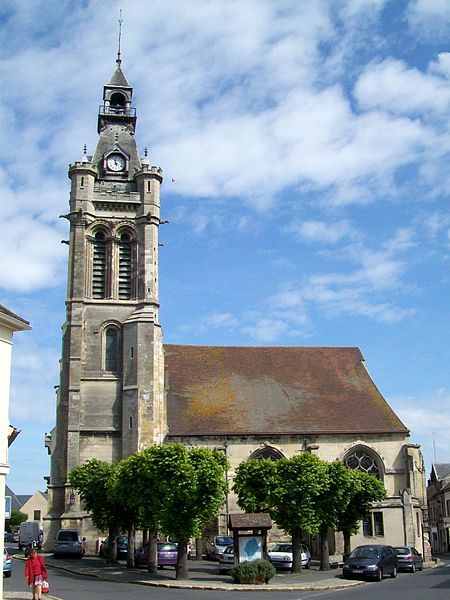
[14,554,364,592]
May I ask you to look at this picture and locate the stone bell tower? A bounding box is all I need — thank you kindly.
[45,54,166,548]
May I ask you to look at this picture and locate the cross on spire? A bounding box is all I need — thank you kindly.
[117,9,123,66]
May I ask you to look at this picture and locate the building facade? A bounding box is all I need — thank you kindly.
[427,463,450,553]
[45,58,429,559]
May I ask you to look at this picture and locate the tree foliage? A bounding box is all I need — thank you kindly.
[147,444,228,580]
[337,469,387,557]
[69,458,129,562]
[6,509,27,531]
[234,453,329,573]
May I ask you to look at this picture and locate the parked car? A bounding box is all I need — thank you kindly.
[268,543,311,569]
[342,544,397,581]
[135,542,179,568]
[18,521,41,551]
[10,532,19,543]
[218,545,235,573]
[53,529,85,558]
[99,536,128,559]
[393,546,423,572]
[205,535,234,560]
[3,548,12,578]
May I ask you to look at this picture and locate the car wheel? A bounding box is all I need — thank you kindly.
[376,568,383,582]
[419,563,423,571]
[5,572,12,578]
[160,565,164,569]
[305,559,311,569]
[411,562,416,573]
[390,566,397,578]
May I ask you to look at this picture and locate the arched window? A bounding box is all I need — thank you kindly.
[345,447,382,479]
[118,232,132,299]
[92,231,107,298]
[250,447,284,461]
[104,327,119,372]
[110,92,126,113]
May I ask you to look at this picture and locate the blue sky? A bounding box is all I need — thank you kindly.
[2,0,450,493]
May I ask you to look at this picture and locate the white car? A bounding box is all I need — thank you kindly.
[268,543,311,569]
[218,545,235,573]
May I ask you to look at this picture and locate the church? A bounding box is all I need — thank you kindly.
[44,55,429,559]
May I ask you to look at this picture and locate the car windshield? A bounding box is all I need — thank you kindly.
[158,543,177,551]
[350,546,380,559]
[394,547,410,555]
[58,531,78,541]
[224,545,234,554]
[272,544,292,552]
[216,537,233,546]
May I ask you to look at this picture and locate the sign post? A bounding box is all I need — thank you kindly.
[5,496,11,520]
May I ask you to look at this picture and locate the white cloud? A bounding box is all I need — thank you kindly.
[406,0,450,40]
[354,58,450,115]
[286,219,358,244]
[389,388,450,470]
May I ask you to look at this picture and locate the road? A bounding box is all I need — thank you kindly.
[4,547,450,600]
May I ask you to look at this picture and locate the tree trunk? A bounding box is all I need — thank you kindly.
[106,525,119,564]
[175,539,189,580]
[146,528,158,574]
[319,525,330,571]
[195,537,202,561]
[126,524,135,569]
[291,530,303,574]
[343,530,351,561]
[143,529,148,547]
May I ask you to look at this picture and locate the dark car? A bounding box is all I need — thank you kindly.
[99,536,128,559]
[393,546,423,572]
[343,544,397,581]
[135,542,178,568]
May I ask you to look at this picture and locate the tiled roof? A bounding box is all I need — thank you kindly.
[0,304,30,325]
[107,66,130,87]
[433,463,450,480]
[165,345,408,437]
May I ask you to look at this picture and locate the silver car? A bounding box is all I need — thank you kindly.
[53,529,85,558]
[393,546,423,572]
[205,535,234,560]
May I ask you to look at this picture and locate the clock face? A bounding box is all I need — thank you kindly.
[106,153,126,172]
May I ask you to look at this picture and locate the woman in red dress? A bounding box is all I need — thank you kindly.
[25,546,48,600]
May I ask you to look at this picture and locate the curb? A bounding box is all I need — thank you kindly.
[13,554,364,591]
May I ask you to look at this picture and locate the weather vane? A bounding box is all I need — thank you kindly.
[117,9,123,65]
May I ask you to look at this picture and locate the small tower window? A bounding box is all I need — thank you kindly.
[104,327,119,372]
[92,231,107,298]
[118,232,132,299]
[110,92,126,113]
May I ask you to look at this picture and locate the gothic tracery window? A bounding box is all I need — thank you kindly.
[250,447,284,461]
[345,447,381,479]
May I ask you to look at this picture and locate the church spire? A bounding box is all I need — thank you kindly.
[117,9,123,67]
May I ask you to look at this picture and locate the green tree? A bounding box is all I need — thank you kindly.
[149,444,228,580]
[337,469,387,558]
[270,453,329,573]
[232,458,277,513]
[111,450,161,573]
[69,459,128,563]
[315,461,355,570]
[6,509,27,532]
[234,452,329,574]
